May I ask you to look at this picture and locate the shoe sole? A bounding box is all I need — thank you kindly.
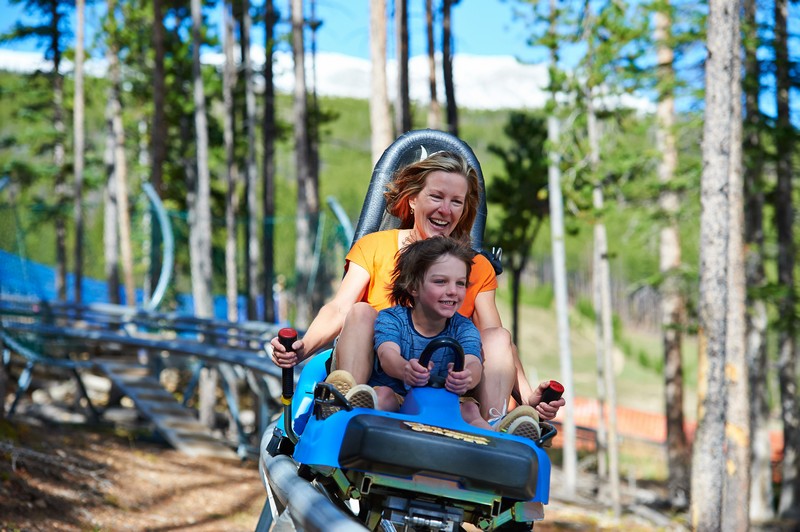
[346,385,377,410]
[320,370,356,419]
[506,418,541,441]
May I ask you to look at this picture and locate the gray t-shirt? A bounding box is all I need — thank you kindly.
[370,306,482,395]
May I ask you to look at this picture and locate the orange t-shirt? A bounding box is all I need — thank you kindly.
[345,229,498,318]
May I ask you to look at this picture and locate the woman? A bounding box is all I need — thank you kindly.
[270,151,564,424]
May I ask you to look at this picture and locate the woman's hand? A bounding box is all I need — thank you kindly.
[269,336,306,368]
[444,363,474,396]
[404,358,431,387]
[528,381,566,421]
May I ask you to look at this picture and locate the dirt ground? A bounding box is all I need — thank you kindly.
[0,408,694,532]
[0,411,265,532]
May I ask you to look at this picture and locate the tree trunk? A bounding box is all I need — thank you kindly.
[107,4,136,307]
[73,0,85,304]
[425,0,440,130]
[774,0,800,518]
[262,0,277,323]
[442,0,458,136]
[395,0,411,134]
[721,18,749,528]
[243,0,260,321]
[369,0,393,164]
[691,1,740,528]
[52,13,67,302]
[547,115,577,499]
[654,4,690,508]
[292,0,315,328]
[103,98,120,305]
[223,0,239,322]
[742,0,772,521]
[585,40,619,512]
[191,0,216,428]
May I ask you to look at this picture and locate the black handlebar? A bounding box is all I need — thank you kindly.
[278,327,298,401]
[417,337,465,388]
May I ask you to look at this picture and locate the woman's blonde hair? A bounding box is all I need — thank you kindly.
[384,151,480,241]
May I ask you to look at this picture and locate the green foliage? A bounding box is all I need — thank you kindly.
[485,111,550,271]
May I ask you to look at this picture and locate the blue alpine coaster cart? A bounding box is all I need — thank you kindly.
[258,130,557,532]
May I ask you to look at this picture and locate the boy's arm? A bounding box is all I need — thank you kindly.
[444,354,482,395]
[377,341,430,387]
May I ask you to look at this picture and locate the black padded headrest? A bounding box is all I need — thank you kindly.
[351,129,487,252]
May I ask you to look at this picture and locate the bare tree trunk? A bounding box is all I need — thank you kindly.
[721,19,749,529]
[774,0,800,519]
[52,17,67,302]
[742,0,772,521]
[369,0,393,164]
[223,0,239,322]
[191,0,217,428]
[546,116,576,499]
[104,98,120,305]
[587,92,620,517]
[262,0,278,323]
[242,0,260,321]
[655,4,690,508]
[442,0,458,136]
[73,0,85,304]
[291,0,315,328]
[691,2,740,528]
[107,5,136,307]
[425,0,440,130]
[395,0,411,134]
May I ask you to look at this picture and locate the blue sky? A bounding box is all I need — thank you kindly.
[0,0,545,61]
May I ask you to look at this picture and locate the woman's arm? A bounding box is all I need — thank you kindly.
[270,263,370,367]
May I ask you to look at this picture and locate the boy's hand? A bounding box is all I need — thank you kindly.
[404,358,431,387]
[269,336,305,368]
[528,381,566,421]
[444,363,473,396]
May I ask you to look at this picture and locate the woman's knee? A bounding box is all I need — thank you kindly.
[343,302,377,330]
[480,327,514,366]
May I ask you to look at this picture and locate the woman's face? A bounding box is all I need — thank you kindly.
[408,171,468,239]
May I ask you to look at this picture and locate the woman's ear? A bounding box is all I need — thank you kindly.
[408,195,417,214]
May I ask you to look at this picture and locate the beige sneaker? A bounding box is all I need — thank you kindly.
[325,370,356,396]
[320,370,357,418]
[494,405,541,441]
[346,384,378,410]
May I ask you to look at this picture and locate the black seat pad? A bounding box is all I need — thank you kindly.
[338,414,538,501]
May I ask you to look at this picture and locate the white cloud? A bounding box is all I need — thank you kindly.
[0,48,654,113]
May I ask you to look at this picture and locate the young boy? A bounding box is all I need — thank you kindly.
[364,236,540,439]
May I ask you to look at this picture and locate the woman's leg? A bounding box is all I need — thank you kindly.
[335,302,378,384]
[475,326,516,420]
[462,400,491,430]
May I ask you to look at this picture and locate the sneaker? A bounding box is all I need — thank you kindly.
[345,384,377,410]
[494,405,541,441]
[319,370,357,419]
[487,400,508,428]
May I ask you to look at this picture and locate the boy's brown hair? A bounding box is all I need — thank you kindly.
[390,236,476,308]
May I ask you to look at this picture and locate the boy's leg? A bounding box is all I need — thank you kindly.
[374,386,401,412]
[475,326,516,420]
[334,302,378,384]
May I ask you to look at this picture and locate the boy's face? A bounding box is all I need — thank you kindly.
[412,254,468,320]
